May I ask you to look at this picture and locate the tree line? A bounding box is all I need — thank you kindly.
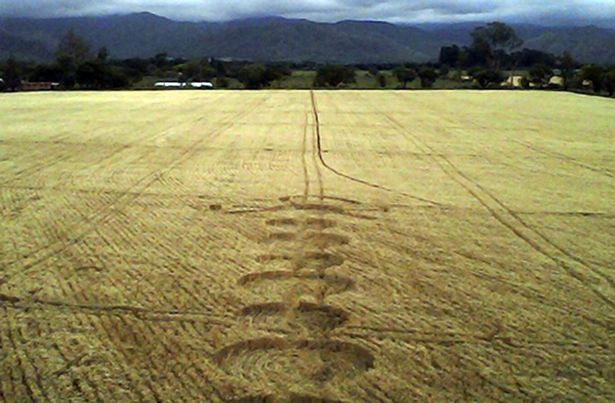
[436,22,615,94]
[1,23,615,96]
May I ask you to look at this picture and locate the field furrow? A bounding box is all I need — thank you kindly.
[1,90,614,401]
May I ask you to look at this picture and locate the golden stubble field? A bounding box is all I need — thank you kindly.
[0,90,614,402]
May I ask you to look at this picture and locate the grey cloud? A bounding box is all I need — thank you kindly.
[0,0,614,25]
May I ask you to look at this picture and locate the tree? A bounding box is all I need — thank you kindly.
[511,49,556,69]
[603,69,615,97]
[210,58,227,77]
[56,29,91,65]
[237,63,288,89]
[56,30,91,88]
[4,57,22,91]
[559,51,577,90]
[471,22,523,71]
[470,68,504,88]
[153,53,170,69]
[439,65,450,78]
[215,77,230,88]
[97,47,109,63]
[106,66,130,88]
[580,65,606,93]
[76,61,106,89]
[30,63,64,82]
[472,22,523,53]
[314,65,356,88]
[182,59,216,81]
[377,73,387,88]
[418,67,438,88]
[393,66,416,88]
[439,45,460,67]
[529,64,553,87]
[263,64,291,83]
[238,64,268,89]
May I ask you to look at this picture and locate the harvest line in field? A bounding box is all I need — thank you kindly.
[384,112,615,308]
[209,93,383,401]
[310,90,444,207]
[1,90,613,401]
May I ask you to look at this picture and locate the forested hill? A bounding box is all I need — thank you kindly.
[1,12,614,64]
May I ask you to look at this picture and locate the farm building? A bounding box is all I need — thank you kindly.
[155,82,186,88]
[548,76,564,87]
[154,81,214,89]
[20,81,60,91]
[503,76,525,88]
[191,82,214,89]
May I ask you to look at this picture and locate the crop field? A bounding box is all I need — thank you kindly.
[0,90,614,402]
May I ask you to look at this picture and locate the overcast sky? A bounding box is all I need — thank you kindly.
[1,0,614,25]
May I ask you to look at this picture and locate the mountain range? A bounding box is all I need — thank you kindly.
[1,12,614,64]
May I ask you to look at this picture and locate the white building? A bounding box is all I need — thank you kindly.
[190,82,214,89]
[548,76,564,87]
[154,81,214,89]
[503,76,525,88]
[154,82,185,88]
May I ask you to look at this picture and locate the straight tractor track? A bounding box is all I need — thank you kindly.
[513,139,615,179]
[211,92,378,402]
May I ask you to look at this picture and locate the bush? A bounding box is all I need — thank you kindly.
[215,77,229,88]
[314,65,356,88]
[236,64,289,89]
[237,64,268,89]
[604,70,615,97]
[30,64,64,82]
[393,66,416,88]
[418,67,438,88]
[470,68,504,88]
[377,73,387,88]
[76,62,130,89]
[529,64,553,87]
[580,65,606,93]
[106,66,130,88]
[439,65,450,77]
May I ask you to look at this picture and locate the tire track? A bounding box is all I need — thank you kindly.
[301,112,311,203]
[310,110,325,201]
[309,90,444,207]
[0,146,76,187]
[4,308,41,402]
[3,99,267,282]
[94,315,159,401]
[15,317,72,402]
[0,294,234,326]
[212,94,376,402]
[0,316,18,401]
[513,139,614,179]
[384,114,615,308]
[12,105,248,262]
[49,334,102,401]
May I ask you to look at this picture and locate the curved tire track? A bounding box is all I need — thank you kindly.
[309,90,444,207]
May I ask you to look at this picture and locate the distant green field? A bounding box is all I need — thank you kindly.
[134,70,478,90]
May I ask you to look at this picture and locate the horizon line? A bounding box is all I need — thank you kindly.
[1,10,613,29]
